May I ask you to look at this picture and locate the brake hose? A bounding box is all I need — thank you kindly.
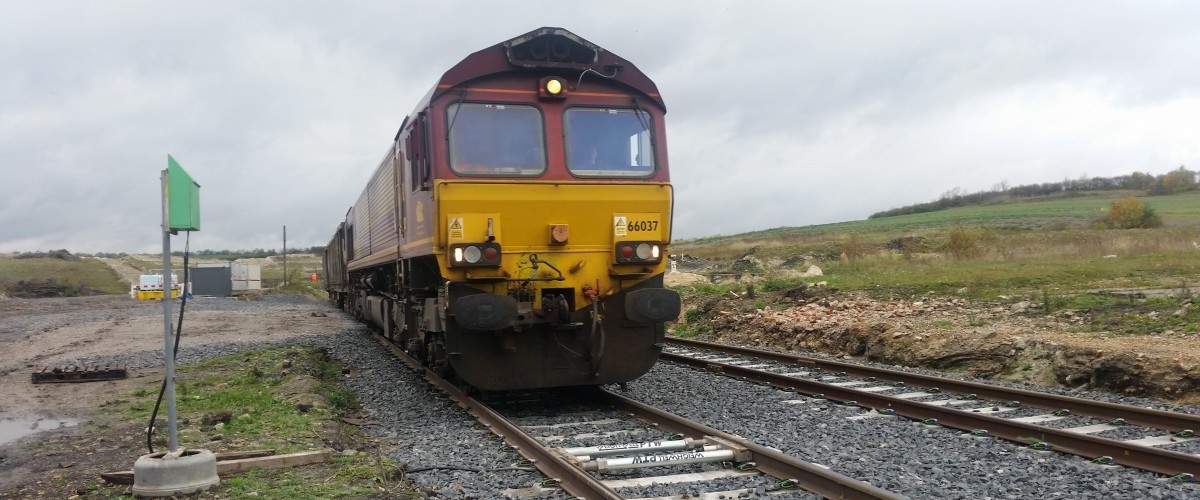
[589,300,605,377]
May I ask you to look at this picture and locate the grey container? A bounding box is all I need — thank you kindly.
[190,265,233,297]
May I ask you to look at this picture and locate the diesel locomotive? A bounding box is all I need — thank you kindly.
[322,27,680,390]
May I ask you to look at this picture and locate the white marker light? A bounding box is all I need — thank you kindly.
[454,247,464,262]
[465,246,482,263]
[651,245,660,259]
[636,243,652,260]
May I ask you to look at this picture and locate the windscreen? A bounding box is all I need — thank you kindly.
[447,103,546,176]
[565,107,655,177]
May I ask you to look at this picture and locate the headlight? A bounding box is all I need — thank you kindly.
[539,76,568,99]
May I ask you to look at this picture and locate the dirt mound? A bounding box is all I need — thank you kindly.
[781,284,832,302]
[722,255,764,274]
[14,249,77,260]
[688,292,1200,402]
[7,279,90,298]
[673,254,711,271]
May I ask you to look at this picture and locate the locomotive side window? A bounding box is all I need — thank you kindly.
[564,107,655,177]
[446,103,546,176]
[408,113,431,191]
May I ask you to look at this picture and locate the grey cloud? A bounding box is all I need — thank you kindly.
[2,2,1199,250]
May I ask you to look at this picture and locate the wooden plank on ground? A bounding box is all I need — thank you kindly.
[100,449,327,485]
[100,471,135,485]
[216,449,332,475]
[32,363,127,384]
[214,449,276,461]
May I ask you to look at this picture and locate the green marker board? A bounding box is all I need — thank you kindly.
[167,155,201,231]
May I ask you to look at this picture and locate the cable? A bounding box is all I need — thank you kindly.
[573,66,620,91]
[146,231,190,453]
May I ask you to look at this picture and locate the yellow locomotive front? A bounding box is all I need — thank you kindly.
[328,28,680,390]
[427,29,680,389]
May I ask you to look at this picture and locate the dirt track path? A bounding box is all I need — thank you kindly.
[99,258,141,287]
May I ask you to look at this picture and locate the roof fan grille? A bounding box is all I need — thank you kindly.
[510,34,597,67]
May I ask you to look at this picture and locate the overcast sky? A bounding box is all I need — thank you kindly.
[2,2,1198,253]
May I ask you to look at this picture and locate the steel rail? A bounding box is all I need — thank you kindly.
[667,337,1200,432]
[374,333,906,498]
[374,336,624,499]
[661,345,1200,478]
[594,388,907,500]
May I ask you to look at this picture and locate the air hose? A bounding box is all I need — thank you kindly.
[589,300,606,377]
[146,231,190,453]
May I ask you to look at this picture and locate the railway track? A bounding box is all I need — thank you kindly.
[663,337,1200,482]
[371,334,905,499]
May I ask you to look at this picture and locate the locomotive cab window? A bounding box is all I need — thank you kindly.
[565,107,655,177]
[447,103,546,176]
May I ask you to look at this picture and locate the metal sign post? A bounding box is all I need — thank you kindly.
[133,156,218,497]
[159,168,179,452]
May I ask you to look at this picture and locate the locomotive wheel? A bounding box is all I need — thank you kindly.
[406,337,425,361]
[425,335,450,377]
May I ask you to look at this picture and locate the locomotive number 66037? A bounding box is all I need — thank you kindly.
[322,27,681,390]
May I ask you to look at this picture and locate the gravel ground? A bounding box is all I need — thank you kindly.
[72,295,345,369]
[320,329,550,497]
[625,360,1199,499]
[680,342,1200,416]
[68,301,1198,498]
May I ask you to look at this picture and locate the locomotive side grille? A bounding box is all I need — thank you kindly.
[506,31,599,69]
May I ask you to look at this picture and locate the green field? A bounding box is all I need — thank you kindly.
[674,190,1200,300]
[0,256,126,296]
[680,190,1200,247]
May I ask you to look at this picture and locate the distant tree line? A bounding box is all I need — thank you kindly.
[869,166,1197,219]
[14,246,328,259]
[13,249,81,260]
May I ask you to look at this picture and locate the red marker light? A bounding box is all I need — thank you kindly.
[620,245,634,259]
[483,247,499,261]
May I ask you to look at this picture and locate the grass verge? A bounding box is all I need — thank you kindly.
[0,255,126,296]
[103,345,415,499]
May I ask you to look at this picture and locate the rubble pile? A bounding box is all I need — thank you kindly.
[688,292,1200,401]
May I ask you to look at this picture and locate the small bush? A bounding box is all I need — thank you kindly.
[684,307,705,323]
[326,387,360,413]
[943,225,983,260]
[673,323,711,338]
[841,233,870,266]
[1105,197,1163,229]
[760,276,802,292]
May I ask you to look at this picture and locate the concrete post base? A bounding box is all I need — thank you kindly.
[132,448,219,497]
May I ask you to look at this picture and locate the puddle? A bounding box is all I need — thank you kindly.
[0,415,79,445]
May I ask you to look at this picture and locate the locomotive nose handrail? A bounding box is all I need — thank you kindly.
[528,254,566,281]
